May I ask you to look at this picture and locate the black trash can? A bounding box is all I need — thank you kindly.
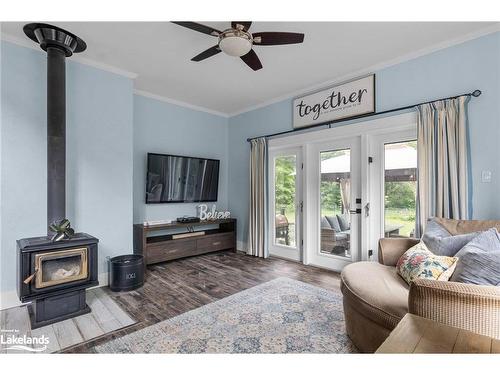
[108,254,144,292]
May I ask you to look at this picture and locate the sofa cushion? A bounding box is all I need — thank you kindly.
[422,218,479,256]
[325,215,341,232]
[336,231,349,241]
[396,241,458,284]
[451,228,500,286]
[337,214,350,231]
[341,262,409,325]
[321,216,331,229]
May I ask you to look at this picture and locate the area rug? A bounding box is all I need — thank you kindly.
[95,277,357,353]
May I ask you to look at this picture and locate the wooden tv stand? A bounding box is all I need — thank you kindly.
[133,218,236,267]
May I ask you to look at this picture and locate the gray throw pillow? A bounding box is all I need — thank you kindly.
[321,216,331,229]
[451,228,500,286]
[325,216,341,232]
[422,218,479,256]
[336,214,350,231]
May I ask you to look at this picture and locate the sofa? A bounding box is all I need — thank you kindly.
[340,218,500,353]
[321,214,350,254]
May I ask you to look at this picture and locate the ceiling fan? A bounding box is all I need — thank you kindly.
[171,21,304,71]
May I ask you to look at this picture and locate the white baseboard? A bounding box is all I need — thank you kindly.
[0,272,109,311]
[95,272,109,288]
[236,240,247,253]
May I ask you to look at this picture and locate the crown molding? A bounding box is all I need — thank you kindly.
[227,23,500,117]
[133,89,229,118]
[3,23,498,118]
[1,33,138,79]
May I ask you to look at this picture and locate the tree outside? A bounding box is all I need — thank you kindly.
[274,155,296,218]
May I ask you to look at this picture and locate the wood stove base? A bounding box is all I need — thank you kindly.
[27,289,91,329]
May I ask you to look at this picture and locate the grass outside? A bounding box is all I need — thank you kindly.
[385,208,415,237]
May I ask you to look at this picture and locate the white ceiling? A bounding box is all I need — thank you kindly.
[1,22,498,116]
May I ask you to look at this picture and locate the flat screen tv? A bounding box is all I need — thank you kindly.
[146,153,220,204]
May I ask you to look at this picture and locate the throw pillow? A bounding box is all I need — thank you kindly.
[396,241,458,284]
[325,216,341,232]
[321,216,331,229]
[451,228,500,286]
[422,218,479,256]
[336,213,350,231]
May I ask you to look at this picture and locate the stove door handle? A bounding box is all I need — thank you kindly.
[23,269,38,285]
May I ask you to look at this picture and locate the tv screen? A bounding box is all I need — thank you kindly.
[146,153,220,204]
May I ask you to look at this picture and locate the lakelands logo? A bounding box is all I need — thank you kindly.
[1,329,49,352]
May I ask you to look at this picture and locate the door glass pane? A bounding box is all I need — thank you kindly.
[274,155,297,247]
[384,141,417,238]
[320,149,351,257]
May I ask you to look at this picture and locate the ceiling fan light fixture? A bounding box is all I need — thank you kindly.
[218,29,252,57]
[171,22,305,71]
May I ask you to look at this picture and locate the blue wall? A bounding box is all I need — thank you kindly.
[228,32,500,245]
[133,95,228,224]
[1,41,134,297]
[1,31,499,299]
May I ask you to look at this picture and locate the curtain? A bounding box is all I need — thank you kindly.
[248,138,268,258]
[339,178,351,215]
[415,96,470,236]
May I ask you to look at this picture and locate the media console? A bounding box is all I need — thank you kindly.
[133,218,236,267]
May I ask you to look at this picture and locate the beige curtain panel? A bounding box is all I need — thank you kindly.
[416,96,470,236]
[248,138,268,258]
[340,178,351,215]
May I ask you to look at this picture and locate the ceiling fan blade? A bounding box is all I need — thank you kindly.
[191,45,221,62]
[231,21,252,31]
[252,32,304,46]
[171,21,221,36]
[240,49,262,71]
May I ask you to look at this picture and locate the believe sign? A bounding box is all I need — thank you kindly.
[293,74,375,129]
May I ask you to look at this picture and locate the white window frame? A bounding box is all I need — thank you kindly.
[268,146,303,262]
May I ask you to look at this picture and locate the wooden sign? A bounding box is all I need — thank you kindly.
[293,74,375,129]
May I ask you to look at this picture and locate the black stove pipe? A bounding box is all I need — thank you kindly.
[46,47,67,231]
[23,23,86,235]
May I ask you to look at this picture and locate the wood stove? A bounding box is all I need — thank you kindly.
[17,234,98,329]
[16,23,99,329]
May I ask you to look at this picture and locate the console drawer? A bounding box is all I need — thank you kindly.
[146,239,196,264]
[197,233,234,252]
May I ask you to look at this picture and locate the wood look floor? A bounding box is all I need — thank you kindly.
[64,251,342,353]
[1,288,135,353]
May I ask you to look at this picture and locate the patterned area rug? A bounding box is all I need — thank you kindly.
[95,277,357,353]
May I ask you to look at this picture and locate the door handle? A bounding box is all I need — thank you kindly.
[364,202,370,217]
[349,209,362,214]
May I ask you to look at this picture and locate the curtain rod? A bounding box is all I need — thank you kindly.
[246,89,482,143]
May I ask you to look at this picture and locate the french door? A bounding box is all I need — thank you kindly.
[267,112,417,269]
[268,147,303,261]
[306,137,361,270]
[368,129,418,255]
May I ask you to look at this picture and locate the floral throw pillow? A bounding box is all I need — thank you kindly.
[396,242,458,284]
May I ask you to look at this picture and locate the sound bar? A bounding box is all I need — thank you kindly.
[176,216,201,223]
